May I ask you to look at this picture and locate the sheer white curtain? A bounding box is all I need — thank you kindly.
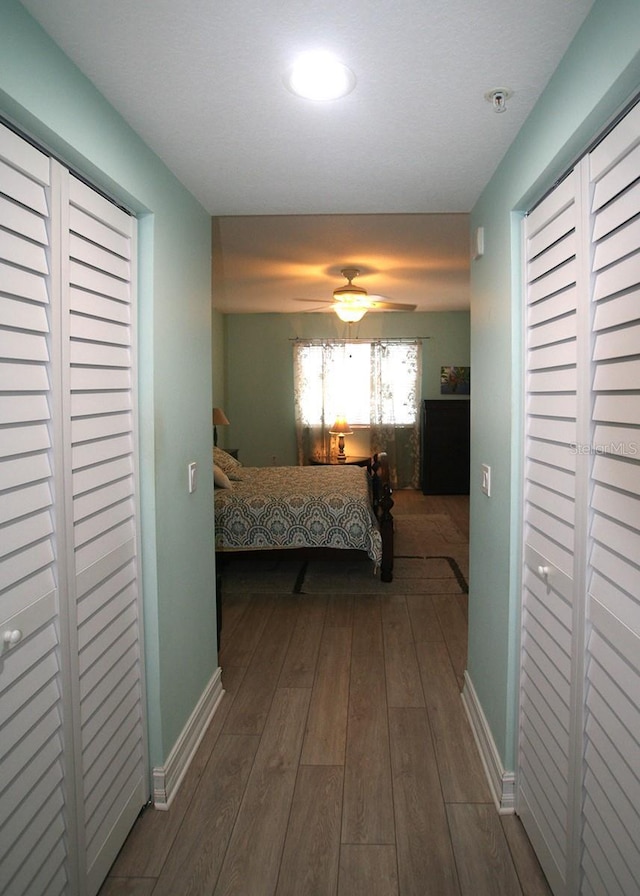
[293,339,422,488]
[369,340,422,488]
[293,340,344,464]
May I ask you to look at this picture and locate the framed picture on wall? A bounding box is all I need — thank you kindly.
[441,366,470,394]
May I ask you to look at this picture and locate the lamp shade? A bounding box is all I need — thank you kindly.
[212,407,230,425]
[330,416,353,435]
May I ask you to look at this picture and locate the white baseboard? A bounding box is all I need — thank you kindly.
[461,671,515,814]
[152,666,224,810]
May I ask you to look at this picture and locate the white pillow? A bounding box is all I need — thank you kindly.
[213,464,232,489]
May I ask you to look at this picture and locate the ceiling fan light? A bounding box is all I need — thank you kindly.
[334,304,367,323]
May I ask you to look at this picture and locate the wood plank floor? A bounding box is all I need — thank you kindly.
[100,492,552,896]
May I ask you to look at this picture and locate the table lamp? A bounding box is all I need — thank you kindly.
[330,416,353,462]
[212,407,230,446]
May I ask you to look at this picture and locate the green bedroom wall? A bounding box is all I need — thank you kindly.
[0,1,217,771]
[212,307,226,420]
[211,218,227,423]
[222,310,470,466]
[468,0,640,771]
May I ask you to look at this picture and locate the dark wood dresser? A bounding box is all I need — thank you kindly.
[421,399,470,494]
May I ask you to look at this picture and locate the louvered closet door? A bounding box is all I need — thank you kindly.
[520,97,640,896]
[65,175,147,896]
[520,169,582,896]
[0,121,146,896]
[581,101,640,896]
[0,129,73,892]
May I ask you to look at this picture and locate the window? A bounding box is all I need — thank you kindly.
[293,338,422,487]
[293,340,421,426]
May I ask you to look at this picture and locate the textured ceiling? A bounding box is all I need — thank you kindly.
[213,213,471,313]
[21,0,594,312]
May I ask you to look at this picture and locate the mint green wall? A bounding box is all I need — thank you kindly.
[223,310,469,466]
[0,2,217,771]
[468,0,640,770]
[212,308,227,445]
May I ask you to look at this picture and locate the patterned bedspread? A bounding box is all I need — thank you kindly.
[214,464,382,564]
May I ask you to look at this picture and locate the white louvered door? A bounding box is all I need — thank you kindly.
[65,175,147,895]
[0,121,73,896]
[520,98,640,895]
[0,122,147,896]
[521,167,583,896]
[581,99,640,896]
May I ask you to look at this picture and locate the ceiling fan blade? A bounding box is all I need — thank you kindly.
[366,299,417,311]
[293,297,333,307]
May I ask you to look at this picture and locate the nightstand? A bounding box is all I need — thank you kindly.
[309,455,370,467]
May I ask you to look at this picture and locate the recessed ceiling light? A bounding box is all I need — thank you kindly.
[285,50,356,101]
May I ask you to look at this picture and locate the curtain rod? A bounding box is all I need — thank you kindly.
[290,336,430,344]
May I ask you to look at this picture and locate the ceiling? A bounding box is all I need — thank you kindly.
[21,0,594,313]
[212,213,471,313]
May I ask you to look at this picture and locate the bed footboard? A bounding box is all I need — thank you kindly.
[369,452,394,582]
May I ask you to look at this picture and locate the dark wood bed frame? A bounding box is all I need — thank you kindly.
[368,451,394,583]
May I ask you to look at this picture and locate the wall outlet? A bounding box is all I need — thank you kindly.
[481,463,491,497]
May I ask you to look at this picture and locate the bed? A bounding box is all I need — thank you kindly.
[213,447,394,582]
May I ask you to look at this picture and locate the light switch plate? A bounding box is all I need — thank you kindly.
[481,463,491,496]
[472,226,485,260]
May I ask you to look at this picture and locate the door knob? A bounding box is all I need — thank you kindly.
[3,629,22,649]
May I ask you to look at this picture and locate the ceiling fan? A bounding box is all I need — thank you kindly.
[296,268,417,322]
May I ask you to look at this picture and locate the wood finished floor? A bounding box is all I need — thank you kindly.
[100,491,552,896]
